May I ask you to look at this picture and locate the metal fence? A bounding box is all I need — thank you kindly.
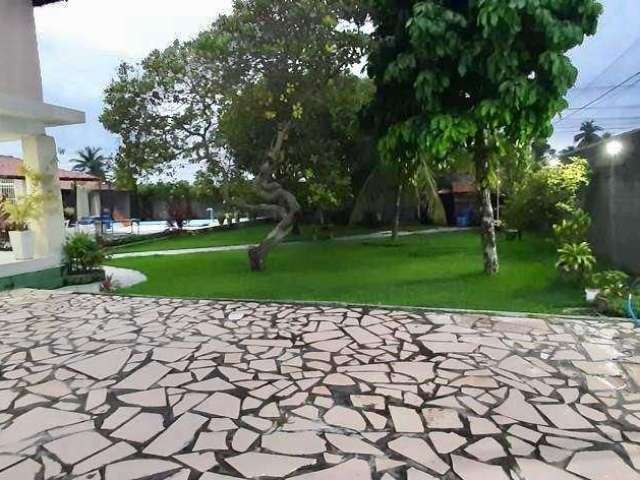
[0,180,15,250]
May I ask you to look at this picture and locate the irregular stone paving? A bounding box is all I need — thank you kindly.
[1,290,640,479]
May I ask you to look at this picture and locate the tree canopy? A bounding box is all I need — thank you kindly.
[366,0,602,274]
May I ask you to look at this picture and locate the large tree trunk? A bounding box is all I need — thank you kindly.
[241,124,301,272]
[475,155,499,275]
[391,183,402,241]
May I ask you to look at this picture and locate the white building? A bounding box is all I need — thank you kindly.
[0,0,85,289]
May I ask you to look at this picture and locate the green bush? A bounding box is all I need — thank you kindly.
[504,157,591,232]
[555,242,596,283]
[590,270,631,298]
[552,208,591,245]
[63,233,107,274]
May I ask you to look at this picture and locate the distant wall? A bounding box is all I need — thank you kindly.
[582,134,640,275]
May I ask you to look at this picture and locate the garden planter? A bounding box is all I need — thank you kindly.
[64,269,106,286]
[585,288,601,303]
[8,230,34,261]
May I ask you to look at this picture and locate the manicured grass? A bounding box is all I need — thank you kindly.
[108,231,583,314]
[109,223,388,254]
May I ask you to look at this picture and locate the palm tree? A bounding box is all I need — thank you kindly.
[574,120,604,148]
[71,147,109,179]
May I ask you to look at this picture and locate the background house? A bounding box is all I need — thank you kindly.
[0,155,101,218]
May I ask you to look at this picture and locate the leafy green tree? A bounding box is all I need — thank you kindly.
[71,147,109,179]
[101,41,226,204]
[366,0,602,274]
[197,0,367,271]
[574,120,604,148]
[219,74,373,227]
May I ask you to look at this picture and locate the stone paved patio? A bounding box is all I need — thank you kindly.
[1,290,640,479]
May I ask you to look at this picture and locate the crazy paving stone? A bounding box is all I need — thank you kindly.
[226,452,316,478]
[325,433,383,455]
[493,389,548,425]
[195,392,241,419]
[68,348,131,380]
[452,454,510,480]
[390,406,424,433]
[73,441,137,475]
[388,437,449,475]
[288,458,372,480]
[517,458,582,480]
[324,406,366,431]
[0,459,41,480]
[104,459,180,480]
[0,407,90,447]
[144,412,207,456]
[111,413,165,444]
[567,450,640,480]
[44,431,112,465]
[2,292,640,479]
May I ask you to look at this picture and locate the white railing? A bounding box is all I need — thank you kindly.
[0,180,15,249]
[0,179,15,201]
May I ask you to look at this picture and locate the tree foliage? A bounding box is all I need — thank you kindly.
[366,0,602,273]
[101,41,225,190]
[504,157,591,232]
[196,0,368,270]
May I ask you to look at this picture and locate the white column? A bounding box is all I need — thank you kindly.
[76,185,90,219]
[21,134,65,261]
[90,190,102,217]
[0,0,44,102]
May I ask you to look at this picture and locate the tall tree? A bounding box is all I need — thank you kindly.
[197,0,367,271]
[71,147,109,179]
[574,120,604,148]
[101,40,227,206]
[366,0,602,274]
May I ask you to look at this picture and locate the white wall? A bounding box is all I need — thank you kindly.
[0,0,44,102]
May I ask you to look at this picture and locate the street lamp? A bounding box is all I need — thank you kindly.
[605,139,623,157]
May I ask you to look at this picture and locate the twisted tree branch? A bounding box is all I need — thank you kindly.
[238,123,301,271]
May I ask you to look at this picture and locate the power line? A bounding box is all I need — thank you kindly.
[554,70,640,125]
[565,104,640,111]
[566,36,640,97]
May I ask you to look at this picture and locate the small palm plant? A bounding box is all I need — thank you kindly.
[0,167,55,260]
[556,242,597,283]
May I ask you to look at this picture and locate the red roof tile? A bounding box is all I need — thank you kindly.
[0,156,100,182]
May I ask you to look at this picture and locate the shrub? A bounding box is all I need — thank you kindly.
[552,208,591,245]
[63,233,107,274]
[555,242,596,283]
[590,270,631,298]
[504,157,591,232]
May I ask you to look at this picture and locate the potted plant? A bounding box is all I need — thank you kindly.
[0,193,43,261]
[63,232,108,285]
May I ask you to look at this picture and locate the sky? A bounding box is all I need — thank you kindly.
[1,0,638,174]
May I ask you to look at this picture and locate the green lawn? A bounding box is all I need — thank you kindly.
[109,223,390,254]
[108,231,583,314]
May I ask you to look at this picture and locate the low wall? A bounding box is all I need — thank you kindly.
[0,267,63,291]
